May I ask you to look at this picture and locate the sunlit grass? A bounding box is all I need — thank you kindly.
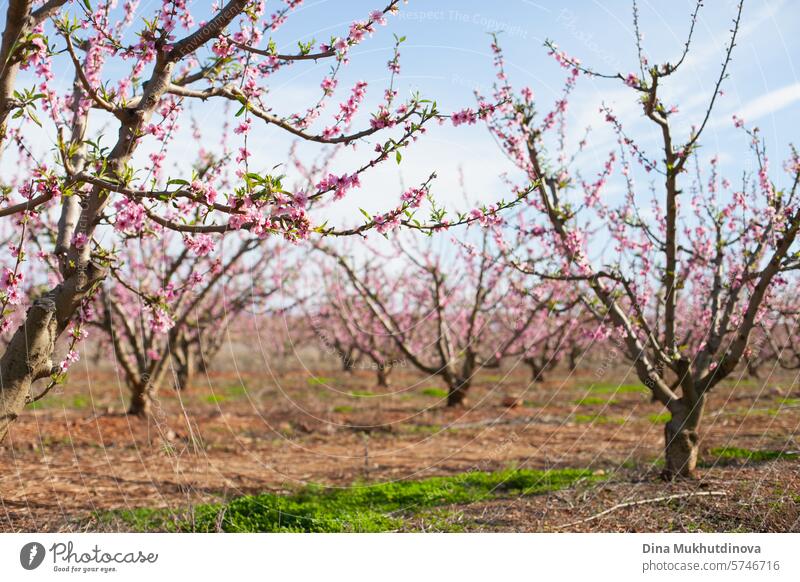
[96,467,604,532]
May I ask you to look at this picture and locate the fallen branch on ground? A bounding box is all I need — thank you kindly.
[555,491,728,530]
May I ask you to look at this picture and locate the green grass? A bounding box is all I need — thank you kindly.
[721,378,758,387]
[224,383,248,398]
[421,387,448,399]
[708,446,793,463]
[97,467,603,532]
[647,412,672,424]
[574,413,625,425]
[744,407,781,417]
[574,396,616,406]
[200,383,250,405]
[307,376,335,386]
[332,405,353,413]
[483,374,506,383]
[778,397,800,406]
[585,383,649,395]
[401,423,442,434]
[349,390,374,398]
[28,393,93,410]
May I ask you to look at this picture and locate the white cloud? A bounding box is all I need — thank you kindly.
[733,82,800,122]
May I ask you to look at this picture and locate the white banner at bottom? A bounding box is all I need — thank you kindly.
[0,533,797,581]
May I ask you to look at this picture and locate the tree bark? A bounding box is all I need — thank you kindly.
[446,379,469,407]
[173,337,196,391]
[663,398,704,479]
[568,347,581,372]
[746,360,761,379]
[0,265,104,441]
[127,381,152,418]
[175,358,194,391]
[375,366,390,387]
[526,360,545,383]
[0,298,58,438]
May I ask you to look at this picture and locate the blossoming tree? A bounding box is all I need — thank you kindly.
[0,0,524,440]
[92,230,289,416]
[325,230,569,406]
[481,1,800,477]
[313,259,405,387]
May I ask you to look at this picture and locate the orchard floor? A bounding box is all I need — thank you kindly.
[0,366,798,532]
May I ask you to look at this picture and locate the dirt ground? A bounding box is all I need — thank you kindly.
[1,362,798,532]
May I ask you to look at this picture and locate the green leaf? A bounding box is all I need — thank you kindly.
[27,109,41,127]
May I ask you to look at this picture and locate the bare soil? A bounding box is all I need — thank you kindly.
[1,364,798,532]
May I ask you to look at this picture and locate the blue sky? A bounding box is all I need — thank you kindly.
[7,0,800,235]
[191,0,800,223]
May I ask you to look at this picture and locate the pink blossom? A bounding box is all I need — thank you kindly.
[72,232,88,249]
[184,234,215,256]
[58,350,80,373]
[451,108,477,127]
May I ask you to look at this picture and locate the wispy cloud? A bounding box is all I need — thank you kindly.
[733,82,800,122]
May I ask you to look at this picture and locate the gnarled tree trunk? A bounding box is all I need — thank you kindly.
[446,378,470,407]
[568,346,581,372]
[127,381,153,418]
[529,362,544,383]
[0,266,104,441]
[525,357,547,383]
[375,366,390,387]
[0,300,59,439]
[663,395,705,479]
[173,334,198,391]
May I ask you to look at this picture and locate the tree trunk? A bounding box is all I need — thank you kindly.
[176,361,193,392]
[0,299,58,440]
[127,382,152,418]
[446,379,469,407]
[568,347,580,372]
[527,361,545,383]
[174,343,195,391]
[341,348,358,373]
[0,265,104,442]
[376,366,390,387]
[663,398,704,479]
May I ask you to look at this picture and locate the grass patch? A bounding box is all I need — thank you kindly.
[421,387,448,399]
[586,383,648,395]
[204,394,226,404]
[647,412,671,424]
[332,405,353,414]
[743,407,781,417]
[223,383,248,398]
[307,376,335,386]
[709,447,793,463]
[778,397,800,406]
[574,396,616,406]
[574,413,625,425]
[349,390,374,398]
[401,423,442,435]
[98,467,603,533]
[28,393,93,410]
[721,378,758,387]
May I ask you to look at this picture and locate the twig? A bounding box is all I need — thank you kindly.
[555,491,727,530]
